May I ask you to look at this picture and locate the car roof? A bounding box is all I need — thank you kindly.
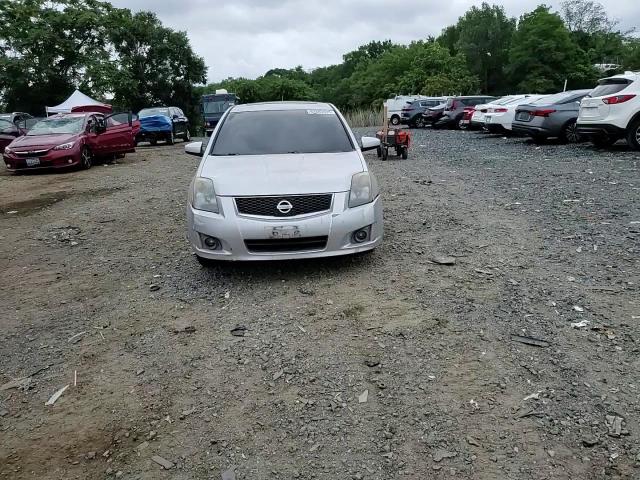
[233,101,334,113]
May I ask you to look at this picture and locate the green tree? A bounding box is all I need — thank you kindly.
[0,0,113,113]
[507,6,596,92]
[106,9,206,114]
[0,0,206,119]
[451,3,516,94]
[437,25,460,55]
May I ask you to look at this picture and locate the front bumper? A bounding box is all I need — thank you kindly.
[187,193,383,261]
[3,148,82,171]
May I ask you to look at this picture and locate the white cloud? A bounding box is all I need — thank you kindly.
[111,0,640,82]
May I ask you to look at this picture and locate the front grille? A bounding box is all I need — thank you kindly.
[235,194,332,217]
[245,236,328,253]
[15,149,49,158]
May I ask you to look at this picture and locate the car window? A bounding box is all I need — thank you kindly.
[139,108,170,118]
[0,118,17,134]
[531,91,582,105]
[589,79,633,97]
[211,109,353,156]
[106,113,130,127]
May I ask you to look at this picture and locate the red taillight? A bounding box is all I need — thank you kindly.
[463,108,475,120]
[533,109,556,117]
[602,94,636,105]
[494,108,508,113]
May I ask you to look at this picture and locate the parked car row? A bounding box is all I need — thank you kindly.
[407,71,640,150]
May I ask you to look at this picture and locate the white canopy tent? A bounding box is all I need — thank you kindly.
[46,90,110,115]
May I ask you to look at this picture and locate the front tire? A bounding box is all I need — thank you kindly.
[390,115,400,126]
[183,128,191,141]
[167,130,175,145]
[561,120,582,144]
[627,119,640,151]
[415,118,425,128]
[80,147,92,170]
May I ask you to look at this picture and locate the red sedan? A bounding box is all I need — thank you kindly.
[3,112,136,171]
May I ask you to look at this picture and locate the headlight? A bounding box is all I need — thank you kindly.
[348,171,379,208]
[4,146,12,155]
[191,177,219,213]
[53,142,75,151]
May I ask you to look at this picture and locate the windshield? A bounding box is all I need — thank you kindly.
[531,91,581,105]
[27,116,84,136]
[211,109,353,156]
[589,79,632,97]
[203,100,233,114]
[138,108,170,118]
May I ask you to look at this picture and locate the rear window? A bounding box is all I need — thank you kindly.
[589,79,632,98]
[211,109,353,156]
[531,91,583,105]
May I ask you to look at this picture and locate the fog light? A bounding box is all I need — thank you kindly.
[203,236,219,249]
[353,229,369,243]
[68,159,73,164]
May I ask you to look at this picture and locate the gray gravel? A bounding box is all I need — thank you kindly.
[0,129,638,479]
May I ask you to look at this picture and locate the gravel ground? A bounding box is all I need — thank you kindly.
[0,129,639,480]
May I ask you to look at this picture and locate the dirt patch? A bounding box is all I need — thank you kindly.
[0,134,638,479]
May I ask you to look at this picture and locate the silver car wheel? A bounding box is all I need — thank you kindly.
[565,122,581,143]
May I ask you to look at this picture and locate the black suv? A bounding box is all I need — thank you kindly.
[435,96,496,129]
[401,98,446,127]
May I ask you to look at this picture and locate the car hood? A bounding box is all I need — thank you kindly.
[10,133,78,151]
[200,152,364,196]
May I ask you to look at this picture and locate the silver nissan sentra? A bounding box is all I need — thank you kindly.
[184,101,383,263]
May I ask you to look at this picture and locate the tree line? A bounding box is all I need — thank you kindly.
[0,0,206,117]
[1,0,639,121]
[202,1,640,110]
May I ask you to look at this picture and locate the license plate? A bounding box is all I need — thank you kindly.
[26,158,40,167]
[460,120,469,125]
[486,116,492,124]
[268,226,301,239]
[516,113,530,121]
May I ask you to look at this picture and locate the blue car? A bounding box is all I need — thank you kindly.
[136,107,190,145]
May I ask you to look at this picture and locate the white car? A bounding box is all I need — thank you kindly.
[577,71,640,149]
[469,95,527,128]
[484,95,548,133]
[385,95,429,125]
[184,102,383,263]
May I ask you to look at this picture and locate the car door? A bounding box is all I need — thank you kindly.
[177,108,188,134]
[97,112,134,155]
[168,108,180,135]
[0,119,21,151]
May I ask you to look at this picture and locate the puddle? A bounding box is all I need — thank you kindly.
[1,187,122,216]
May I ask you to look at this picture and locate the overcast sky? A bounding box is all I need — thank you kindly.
[111,0,639,83]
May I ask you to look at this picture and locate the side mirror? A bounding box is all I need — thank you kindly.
[360,136,380,152]
[185,141,203,157]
